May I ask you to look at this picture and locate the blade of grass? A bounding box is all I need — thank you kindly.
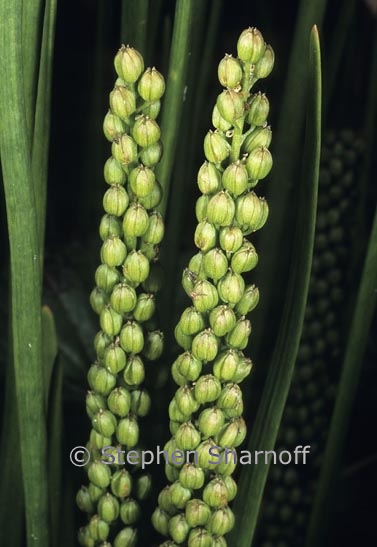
[0,2,49,545]
[120,0,149,56]
[229,26,322,547]
[156,0,195,216]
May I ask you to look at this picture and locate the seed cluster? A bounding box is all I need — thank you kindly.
[77,45,166,547]
[256,130,364,547]
[152,28,274,546]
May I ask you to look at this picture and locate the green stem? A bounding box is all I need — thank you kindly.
[0,2,48,546]
[121,0,149,56]
[156,0,195,216]
[230,26,322,547]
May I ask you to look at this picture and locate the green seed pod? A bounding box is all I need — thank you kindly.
[209,305,237,337]
[168,513,190,544]
[139,240,159,261]
[237,27,265,63]
[216,89,244,124]
[101,236,127,267]
[132,115,161,147]
[235,284,259,315]
[92,409,117,437]
[111,469,132,498]
[123,250,150,284]
[246,146,273,180]
[138,67,165,101]
[225,317,251,350]
[120,321,144,354]
[88,483,105,503]
[116,415,139,447]
[203,477,228,508]
[113,527,137,547]
[143,329,164,360]
[88,515,110,542]
[172,360,190,386]
[218,54,243,88]
[204,130,230,163]
[231,356,253,383]
[100,305,123,336]
[195,194,210,222]
[109,85,136,120]
[142,211,164,244]
[120,498,141,525]
[182,268,198,298]
[213,349,239,381]
[112,134,138,166]
[107,387,132,417]
[206,506,235,535]
[175,385,200,416]
[110,283,137,314]
[135,473,152,500]
[243,126,272,157]
[88,363,116,396]
[206,191,235,226]
[219,226,243,253]
[191,279,219,312]
[197,161,222,194]
[122,202,149,237]
[235,192,268,233]
[138,179,162,209]
[179,463,205,490]
[78,526,95,547]
[179,307,206,336]
[212,104,233,132]
[194,220,217,252]
[188,528,213,547]
[231,241,258,273]
[90,429,112,451]
[94,330,112,358]
[166,461,181,481]
[175,352,202,382]
[217,271,245,305]
[103,185,129,217]
[123,354,145,386]
[103,343,126,374]
[142,99,161,120]
[217,416,247,447]
[197,439,220,470]
[129,165,155,198]
[133,293,155,322]
[217,383,244,418]
[139,141,163,166]
[114,45,144,83]
[192,328,219,362]
[86,391,106,420]
[194,374,222,404]
[169,396,191,422]
[88,461,111,489]
[254,44,275,79]
[198,406,225,438]
[188,252,207,279]
[158,487,176,515]
[170,483,192,507]
[222,161,248,196]
[142,261,164,292]
[185,499,211,527]
[103,156,126,185]
[76,486,95,514]
[130,388,151,416]
[202,248,228,281]
[247,92,270,126]
[151,507,170,536]
[99,214,122,241]
[175,421,201,451]
[95,264,120,293]
[103,110,126,142]
[98,493,120,523]
[90,287,108,315]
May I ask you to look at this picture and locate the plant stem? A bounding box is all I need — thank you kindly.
[121,0,149,57]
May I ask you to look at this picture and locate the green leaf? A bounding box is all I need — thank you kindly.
[121,0,149,57]
[229,26,322,547]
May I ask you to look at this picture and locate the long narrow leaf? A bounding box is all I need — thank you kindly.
[121,0,149,56]
[229,26,322,547]
[0,2,49,545]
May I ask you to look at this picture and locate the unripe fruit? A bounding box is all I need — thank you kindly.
[103,156,126,185]
[110,283,137,314]
[216,89,244,124]
[132,115,161,147]
[143,329,164,360]
[112,134,138,166]
[122,250,150,284]
[206,506,235,535]
[217,383,244,418]
[130,389,151,416]
[217,271,245,305]
[231,241,258,273]
[120,321,144,354]
[129,165,155,198]
[113,527,137,547]
[175,421,201,450]
[254,44,275,79]
[139,141,163,166]
[88,483,104,503]
[179,463,205,490]
[197,161,222,194]
[95,264,120,293]
[88,461,111,489]
[109,85,136,120]
[90,287,107,315]
[213,350,239,381]
[218,54,243,88]
[198,406,225,438]
[168,513,190,544]
[243,126,272,156]
[114,45,144,83]
[222,161,248,196]
[133,293,156,322]
[88,515,109,542]
[217,416,247,447]
[92,409,117,437]
[185,499,211,527]
[103,111,126,142]
[169,481,192,506]
[194,374,222,403]
[179,307,206,336]
[142,211,165,244]
[122,202,149,237]
[88,363,116,396]
[246,146,273,180]
[235,284,259,314]
[174,352,202,382]
[143,99,161,120]
[100,305,123,336]
[204,130,230,163]
[103,185,129,216]
[194,220,217,252]
[212,103,233,131]
[191,279,219,312]
[188,528,213,547]
[206,191,235,226]
[192,328,219,362]
[151,507,170,536]
[203,477,229,508]
[195,194,210,222]
[197,439,220,469]
[101,236,127,267]
[175,385,200,416]
[120,498,141,525]
[111,469,132,498]
[237,27,266,63]
[86,391,106,420]
[98,493,120,523]
[219,225,244,253]
[225,317,252,350]
[99,214,122,240]
[123,354,145,386]
[94,330,111,358]
[107,387,132,417]
[209,305,237,337]
[231,356,253,383]
[235,191,269,233]
[203,247,228,281]
[116,415,139,447]
[247,92,270,126]
[138,67,165,101]
[174,324,192,351]
[76,486,95,514]
[138,179,162,209]
[90,429,112,451]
